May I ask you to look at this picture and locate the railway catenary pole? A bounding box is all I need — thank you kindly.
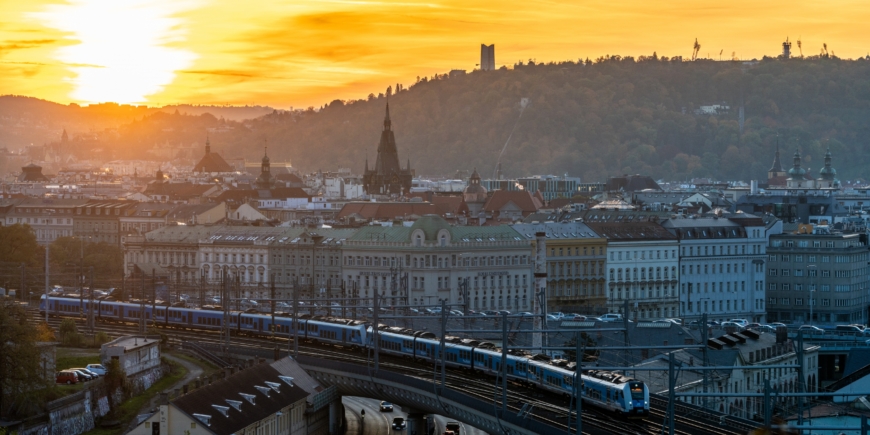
[532,232,546,352]
[575,331,582,435]
[440,300,447,390]
[668,352,676,435]
[341,282,346,319]
[764,378,772,427]
[151,268,156,329]
[702,312,709,412]
[796,331,805,429]
[88,266,94,333]
[44,246,49,323]
[623,299,630,375]
[373,289,380,373]
[501,312,508,414]
[293,276,299,358]
[139,273,145,333]
[270,274,275,340]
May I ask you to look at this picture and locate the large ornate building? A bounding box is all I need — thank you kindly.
[362,102,413,196]
[193,137,233,173]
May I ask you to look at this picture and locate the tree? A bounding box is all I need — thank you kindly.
[0,301,51,417]
[50,237,123,287]
[0,224,39,266]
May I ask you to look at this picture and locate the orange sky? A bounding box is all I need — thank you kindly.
[2,0,869,108]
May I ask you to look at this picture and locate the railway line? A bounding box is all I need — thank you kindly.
[31,308,752,435]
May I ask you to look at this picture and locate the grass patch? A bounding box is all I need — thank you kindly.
[56,347,101,371]
[80,357,188,435]
[172,352,220,376]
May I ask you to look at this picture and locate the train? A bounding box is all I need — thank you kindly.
[40,295,649,417]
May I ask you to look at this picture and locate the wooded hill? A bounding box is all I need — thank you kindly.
[7,56,870,182]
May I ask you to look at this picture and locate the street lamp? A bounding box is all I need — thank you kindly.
[807,265,816,325]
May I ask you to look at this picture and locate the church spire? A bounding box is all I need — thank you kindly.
[205,135,211,155]
[384,101,391,131]
[769,135,784,172]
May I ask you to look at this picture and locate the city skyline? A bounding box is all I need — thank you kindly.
[2,0,870,108]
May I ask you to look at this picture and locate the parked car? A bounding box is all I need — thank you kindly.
[497,310,511,316]
[745,323,762,329]
[720,321,744,330]
[449,310,464,316]
[546,314,560,321]
[549,312,564,320]
[85,364,107,376]
[517,312,534,317]
[598,313,623,322]
[56,371,78,384]
[71,370,93,382]
[798,325,825,334]
[755,325,775,333]
[392,417,406,430]
[767,322,787,329]
[379,401,393,412]
[71,367,101,378]
[729,319,749,328]
[481,310,499,316]
[835,325,864,335]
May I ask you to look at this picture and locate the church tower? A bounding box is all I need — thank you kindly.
[362,98,413,195]
[255,146,274,189]
[767,137,786,182]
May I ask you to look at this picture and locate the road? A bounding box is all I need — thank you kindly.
[343,397,489,435]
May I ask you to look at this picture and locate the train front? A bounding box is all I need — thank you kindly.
[628,381,650,418]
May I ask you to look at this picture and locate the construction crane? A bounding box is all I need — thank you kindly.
[692,38,701,61]
[797,36,803,57]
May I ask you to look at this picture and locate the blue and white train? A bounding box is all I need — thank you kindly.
[40,296,648,417]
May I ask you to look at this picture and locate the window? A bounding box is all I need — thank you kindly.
[781,298,790,305]
[782,269,790,277]
[768,269,777,277]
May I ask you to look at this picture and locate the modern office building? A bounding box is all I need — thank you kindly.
[766,225,869,325]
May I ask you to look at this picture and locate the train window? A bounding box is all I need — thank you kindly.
[630,383,644,400]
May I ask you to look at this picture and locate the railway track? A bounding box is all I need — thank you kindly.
[31,309,752,435]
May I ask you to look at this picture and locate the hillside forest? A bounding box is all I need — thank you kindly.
[3,56,870,183]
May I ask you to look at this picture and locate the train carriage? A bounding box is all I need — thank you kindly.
[37,296,648,418]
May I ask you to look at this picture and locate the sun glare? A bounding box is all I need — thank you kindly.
[31,0,198,105]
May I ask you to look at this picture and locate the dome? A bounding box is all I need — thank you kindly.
[787,166,806,177]
[409,215,452,241]
[788,149,806,180]
[819,148,837,180]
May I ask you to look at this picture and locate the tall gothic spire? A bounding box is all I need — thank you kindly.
[769,135,783,172]
[384,101,391,131]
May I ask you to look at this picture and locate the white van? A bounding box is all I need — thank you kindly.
[599,313,624,322]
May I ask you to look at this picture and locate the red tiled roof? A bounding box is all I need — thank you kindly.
[483,190,543,215]
[337,202,443,220]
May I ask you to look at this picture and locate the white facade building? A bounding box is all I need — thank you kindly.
[663,214,770,323]
[591,222,680,320]
[341,215,533,311]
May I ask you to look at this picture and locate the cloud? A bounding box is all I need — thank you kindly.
[0,38,58,55]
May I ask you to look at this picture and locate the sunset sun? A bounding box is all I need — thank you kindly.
[30,0,197,105]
